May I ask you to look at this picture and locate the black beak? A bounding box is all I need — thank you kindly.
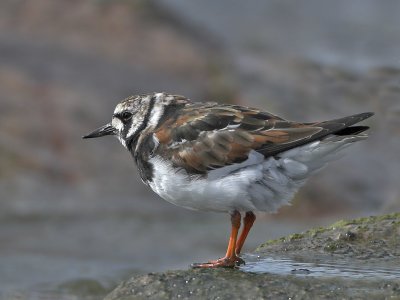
[82,123,115,139]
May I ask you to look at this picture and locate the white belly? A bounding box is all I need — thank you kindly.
[148,135,364,213]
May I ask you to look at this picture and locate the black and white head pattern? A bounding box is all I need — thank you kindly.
[111,93,174,149]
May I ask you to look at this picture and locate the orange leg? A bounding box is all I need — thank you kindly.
[192,210,243,268]
[235,211,256,255]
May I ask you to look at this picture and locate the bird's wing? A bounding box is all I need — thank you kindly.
[154,103,372,174]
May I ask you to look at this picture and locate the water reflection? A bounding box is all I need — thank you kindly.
[241,254,400,280]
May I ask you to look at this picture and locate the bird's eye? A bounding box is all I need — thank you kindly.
[120,112,133,122]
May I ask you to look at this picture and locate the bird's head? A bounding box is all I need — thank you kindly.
[83,93,156,149]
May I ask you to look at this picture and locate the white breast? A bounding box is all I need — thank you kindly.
[148,135,365,213]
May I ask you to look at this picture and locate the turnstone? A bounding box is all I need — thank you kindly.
[83,92,373,268]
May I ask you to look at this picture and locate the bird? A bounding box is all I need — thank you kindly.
[83,92,373,268]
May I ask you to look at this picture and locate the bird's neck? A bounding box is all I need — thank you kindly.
[127,96,186,184]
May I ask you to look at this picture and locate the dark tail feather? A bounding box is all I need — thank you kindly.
[313,112,374,135]
[326,112,374,127]
[335,125,370,136]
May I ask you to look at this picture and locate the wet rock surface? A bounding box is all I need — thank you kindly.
[105,269,400,300]
[106,213,400,300]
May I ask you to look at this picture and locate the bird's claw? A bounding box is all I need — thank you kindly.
[191,256,245,268]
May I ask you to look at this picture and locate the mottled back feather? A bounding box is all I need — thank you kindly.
[152,97,373,174]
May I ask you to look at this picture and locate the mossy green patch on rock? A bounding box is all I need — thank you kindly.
[329,212,400,227]
[256,212,400,258]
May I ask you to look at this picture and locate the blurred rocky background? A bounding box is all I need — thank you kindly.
[0,0,399,299]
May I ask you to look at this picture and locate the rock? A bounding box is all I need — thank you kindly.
[105,269,399,300]
[256,212,400,259]
[105,213,400,299]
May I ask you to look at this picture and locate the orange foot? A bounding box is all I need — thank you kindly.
[191,256,245,268]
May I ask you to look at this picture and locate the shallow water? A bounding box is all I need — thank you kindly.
[241,254,400,280]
